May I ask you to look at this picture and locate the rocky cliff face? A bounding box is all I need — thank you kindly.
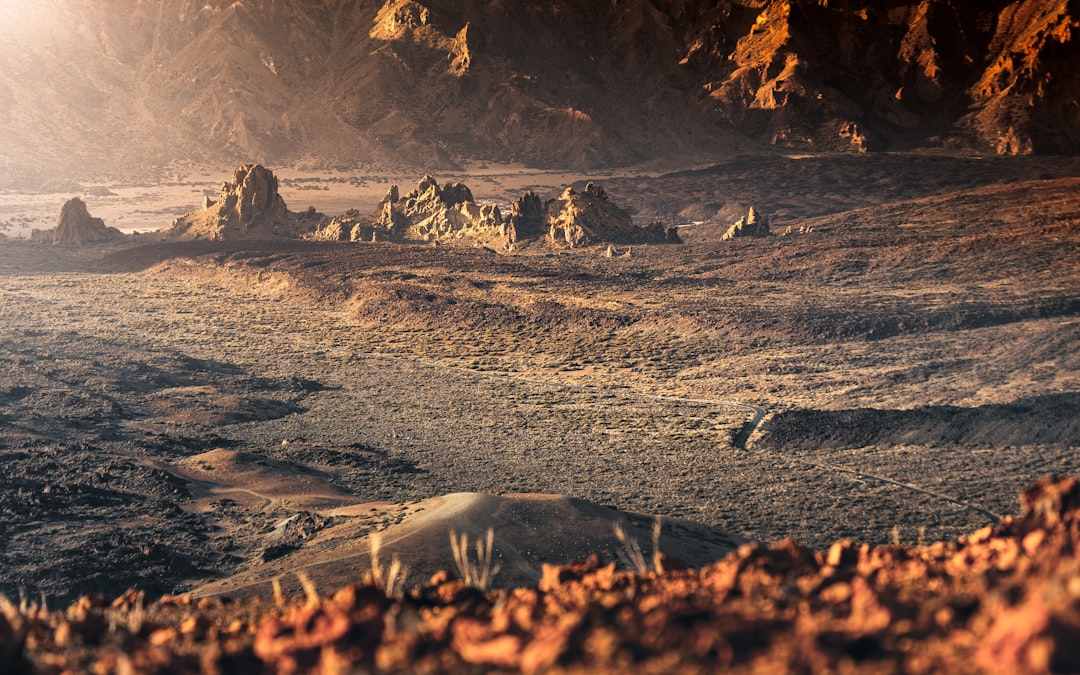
[0,0,1076,186]
[685,0,1080,155]
[962,0,1080,154]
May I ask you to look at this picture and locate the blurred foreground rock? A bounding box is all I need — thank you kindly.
[5,476,1080,673]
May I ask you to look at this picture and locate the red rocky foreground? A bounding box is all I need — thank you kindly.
[3,476,1080,674]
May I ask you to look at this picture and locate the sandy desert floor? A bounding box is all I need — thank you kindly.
[0,154,1078,605]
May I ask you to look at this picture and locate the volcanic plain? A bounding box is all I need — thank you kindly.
[1,154,1078,606]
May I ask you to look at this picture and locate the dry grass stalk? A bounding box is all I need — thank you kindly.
[613,523,648,575]
[126,593,146,633]
[369,532,384,585]
[296,572,319,607]
[0,595,23,628]
[614,518,665,575]
[652,516,665,575]
[367,532,410,598]
[449,528,500,590]
[272,578,285,606]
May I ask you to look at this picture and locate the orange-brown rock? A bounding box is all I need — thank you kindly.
[10,477,1079,673]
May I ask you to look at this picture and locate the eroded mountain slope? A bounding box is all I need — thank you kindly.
[1,0,1078,186]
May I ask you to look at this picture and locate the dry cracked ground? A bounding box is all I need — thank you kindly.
[0,156,1078,606]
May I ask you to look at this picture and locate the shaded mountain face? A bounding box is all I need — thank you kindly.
[0,0,1076,186]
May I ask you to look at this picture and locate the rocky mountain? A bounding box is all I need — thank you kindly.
[0,0,1076,187]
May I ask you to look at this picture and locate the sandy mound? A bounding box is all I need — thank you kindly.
[194,491,745,599]
[172,448,355,512]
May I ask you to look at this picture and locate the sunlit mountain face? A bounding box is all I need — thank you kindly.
[0,0,1077,187]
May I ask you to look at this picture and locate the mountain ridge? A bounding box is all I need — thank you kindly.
[0,0,1076,187]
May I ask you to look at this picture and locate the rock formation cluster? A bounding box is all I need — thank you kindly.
[311,175,678,248]
[31,198,123,246]
[377,175,503,242]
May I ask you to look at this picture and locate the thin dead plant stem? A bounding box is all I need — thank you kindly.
[652,515,665,575]
[367,531,410,598]
[613,523,648,574]
[0,594,23,629]
[449,528,500,590]
[272,578,286,606]
[296,572,319,607]
[615,516,665,575]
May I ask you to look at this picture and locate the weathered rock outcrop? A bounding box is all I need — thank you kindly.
[322,176,679,249]
[547,182,679,248]
[32,198,123,245]
[373,175,502,241]
[164,165,324,240]
[721,206,770,240]
[506,192,546,243]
